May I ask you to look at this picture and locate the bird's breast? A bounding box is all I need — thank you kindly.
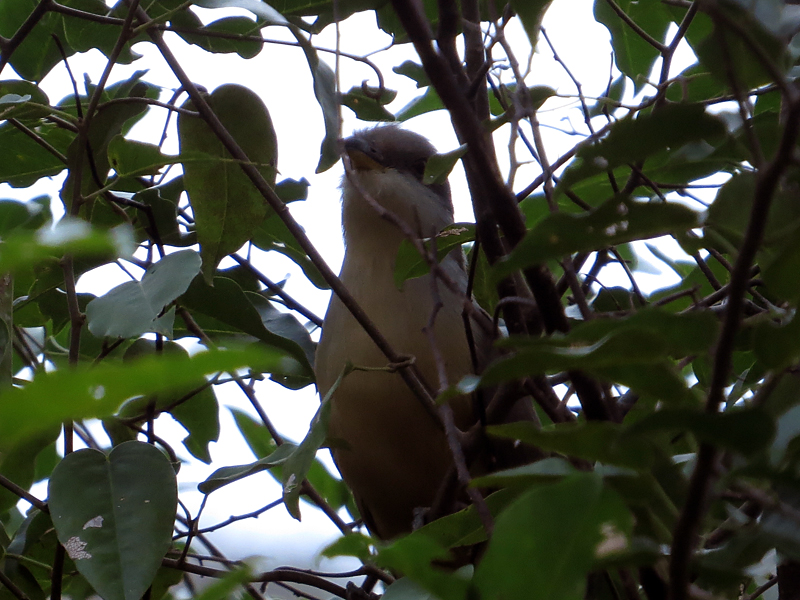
[315,245,475,538]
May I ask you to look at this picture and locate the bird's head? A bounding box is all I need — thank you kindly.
[340,126,455,246]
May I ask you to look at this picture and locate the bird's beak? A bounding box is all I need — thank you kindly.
[342,137,385,171]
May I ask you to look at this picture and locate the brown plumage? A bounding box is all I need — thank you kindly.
[315,125,533,540]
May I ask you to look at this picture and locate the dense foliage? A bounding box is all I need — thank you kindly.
[1,0,800,599]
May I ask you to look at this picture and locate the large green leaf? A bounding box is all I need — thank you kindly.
[510,0,552,49]
[173,14,263,58]
[60,80,154,212]
[198,443,297,494]
[557,104,726,191]
[86,250,201,339]
[0,428,59,513]
[707,172,800,251]
[0,121,72,187]
[246,292,315,366]
[251,211,329,289]
[593,0,672,92]
[281,396,331,519]
[494,195,699,280]
[341,85,396,122]
[0,0,65,81]
[0,79,50,120]
[119,339,220,464]
[754,312,800,370]
[694,2,789,90]
[625,407,775,456]
[107,136,181,178]
[377,536,469,600]
[474,473,632,600]
[179,275,314,377]
[489,421,654,469]
[395,87,443,121]
[48,441,177,600]
[59,0,140,63]
[0,198,50,236]
[0,347,274,450]
[526,308,719,358]
[178,83,277,282]
[0,221,132,276]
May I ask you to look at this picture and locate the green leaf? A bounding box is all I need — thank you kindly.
[394,223,473,289]
[257,16,340,172]
[593,0,671,92]
[488,324,671,374]
[593,363,695,404]
[231,407,278,458]
[382,577,439,600]
[625,407,775,456]
[555,308,719,357]
[488,421,654,469]
[275,177,310,203]
[321,532,375,562]
[707,172,800,251]
[0,0,64,81]
[0,347,274,451]
[0,428,60,513]
[193,0,289,25]
[178,83,277,281]
[474,473,632,600]
[132,185,192,248]
[393,61,429,88]
[198,443,297,494]
[0,221,132,276]
[0,80,50,120]
[176,15,263,58]
[86,250,201,339]
[377,536,469,600]
[694,2,789,90]
[179,275,314,377]
[589,76,626,118]
[488,84,556,117]
[246,292,315,366]
[0,198,48,236]
[341,85,397,122]
[60,0,140,63]
[754,312,800,370]
[3,510,79,598]
[61,80,155,212]
[251,212,330,289]
[48,441,177,600]
[470,457,577,488]
[192,566,253,600]
[762,237,800,300]
[396,87,443,121]
[281,396,331,519]
[120,339,220,464]
[107,136,180,177]
[0,121,72,187]
[557,104,726,191]
[510,0,552,49]
[494,195,699,280]
[423,145,467,185]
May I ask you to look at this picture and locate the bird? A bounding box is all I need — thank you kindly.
[314,125,528,540]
